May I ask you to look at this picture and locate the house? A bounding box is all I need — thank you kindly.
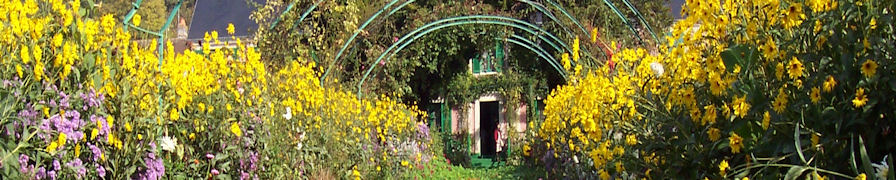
[187,0,263,51]
[427,41,546,167]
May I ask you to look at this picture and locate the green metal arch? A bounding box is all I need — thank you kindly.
[355,17,576,97]
[319,0,612,82]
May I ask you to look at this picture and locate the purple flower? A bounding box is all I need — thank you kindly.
[211,169,220,176]
[35,167,47,179]
[206,154,215,160]
[66,159,86,178]
[136,143,165,180]
[240,171,250,180]
[96,164,106,177]
[89,143,103,162]
[19,154,31,173]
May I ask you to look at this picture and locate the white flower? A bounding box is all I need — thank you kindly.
[282,107,292,120]
[873,155,890,180]
[573,155,579,164]
[650,62,664,77]
[159,136,177,152]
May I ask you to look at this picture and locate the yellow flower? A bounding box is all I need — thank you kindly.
[401,160,409,167]
[762,111,770,130]
[124,122,132,132]
[787,56,804,79]
[75,143,81,156]
[562,53,571,70]
[708,128,721,141]
[702,104,717,125]
[170,108,180,121]
[861,59,877,78]
[811,133,820,147]
[732,95,750,118]
[729,133,744,153]
[132,14,141,27]
[810,87,821,104]
[16,64,23,78]
[773,90,789,113]
[599,169,610,180]
[783,3,805,29]
[591,28,598,43]
[855,173,866,180]
[227,103,233,111]
[719,160,729,176]
[852,88,868,108]
[46,142,59,154]
[227,23,235,35]
[91,128,99,140]
[58,133,67,147]
[823,76,836,92]
[230,122,242,137]
[20,45,31,64]
[870,18,877,30]
[626,134,638,145]
[107,116,114,128]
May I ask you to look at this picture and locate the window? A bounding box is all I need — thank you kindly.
[471,42,505,74]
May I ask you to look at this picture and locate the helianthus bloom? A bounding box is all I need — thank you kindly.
[783,3,805,29]
[599,170,610,180]
[591,28,598,43]
[170,108,179,121]
[16,65,23,78]
[852,88,868,108]
[562,53,571,70]
[811,133,820,147]
[788,56,804,79]
[132,14,141,27]
[855,173,866,180]
[761,38,780,60]
[227,23,235,35]
[732,95,750,118]
[230,122,242,137]
[702,104,717,125]
[20,45,31,64]
[773,90,789,113]
[810,87,821,104]
[823,75,837,92]
[626,134,638,145]
[708,128,721,141]
[729,133,744,153]
[719,160,730,176]
[861,60,877,78]
[762,111,771,130]
[870,18,877,30]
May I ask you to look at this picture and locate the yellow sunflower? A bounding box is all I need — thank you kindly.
[861,59,877,78]
[788,56,804,79]
[810,87,821,104]
[852,88,868,108]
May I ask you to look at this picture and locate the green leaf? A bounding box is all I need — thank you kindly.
[784,166,807,180]
[859,136,876,180]
[795,114,807,165]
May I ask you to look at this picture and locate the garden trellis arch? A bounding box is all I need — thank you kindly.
[270,0,655,90]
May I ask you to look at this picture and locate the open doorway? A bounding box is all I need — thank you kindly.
[479,101,499,157]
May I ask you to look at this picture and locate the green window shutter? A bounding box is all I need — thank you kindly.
[441,103,450,132]
[495,42,504,73]
[472,57,481,73]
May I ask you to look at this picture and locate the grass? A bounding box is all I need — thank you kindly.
[407,157,548,180]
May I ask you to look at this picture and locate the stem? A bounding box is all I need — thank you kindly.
[733,163,854,179]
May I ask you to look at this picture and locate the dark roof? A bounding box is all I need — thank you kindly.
[667,0,685,20]
[187,0,264,40]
